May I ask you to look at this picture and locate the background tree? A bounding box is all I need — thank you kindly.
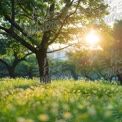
[15,54,37,78]
[66,23,116,81]
[0,38,32,78]
[112,20,122,84]
[49,58,78,80]
[91,26,114,80]
[90,21,122,85]
[67,47,96,80]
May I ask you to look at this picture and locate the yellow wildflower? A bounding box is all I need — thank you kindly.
[63,112,72,119]
[38,114,49,121]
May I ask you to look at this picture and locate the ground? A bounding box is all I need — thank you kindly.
[0,78,122,122]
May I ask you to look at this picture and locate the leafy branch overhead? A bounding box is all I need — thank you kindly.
[0,0,108,50]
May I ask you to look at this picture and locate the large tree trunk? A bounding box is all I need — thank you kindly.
[8,66,15,78]
[36,49,50,83]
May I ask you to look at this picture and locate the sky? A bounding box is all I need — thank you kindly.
[104,0,122,23]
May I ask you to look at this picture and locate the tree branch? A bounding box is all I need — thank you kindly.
[4,15,37,44]
[58,0,75,18]
[48,19,66,45]
[22,52,33,59]
[10,32,37,53]
[11,0,15,31]
[0,26,8,32]
[47,44,73,53]
[18,3,32,19]
[64,0,80,19]
[13,52,33,67]
[0,32,8,35]
[48,0,80,45]
[0,27,36,53]
[0,59,9,67]
[40,3,56,47]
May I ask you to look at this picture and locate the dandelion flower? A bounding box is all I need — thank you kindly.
[38,114,49,121]
[63,112,72,119]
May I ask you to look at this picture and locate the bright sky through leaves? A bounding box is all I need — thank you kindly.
[85,30,99,46]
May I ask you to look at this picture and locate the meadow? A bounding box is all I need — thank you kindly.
[0,78,122,122]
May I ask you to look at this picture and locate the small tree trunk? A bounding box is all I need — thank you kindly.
[36,49,50,83]
[110,76,113,82]
[117,74,122,85]
[71,70,78,80]
[28,68,33,79]
[8,66,15,78]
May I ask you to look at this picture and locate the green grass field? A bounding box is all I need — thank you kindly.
[0,78,122,122]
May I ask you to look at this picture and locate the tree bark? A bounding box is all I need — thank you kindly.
[8,66,15,78]
[71,70,78,80]
[0,59,15,78]
[36,49,51,83]
[117,74,122,85]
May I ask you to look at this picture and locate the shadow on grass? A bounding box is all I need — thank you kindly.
[13,83,40,90]
[14,84,32,90]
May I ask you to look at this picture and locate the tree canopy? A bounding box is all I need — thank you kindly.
[0,0,108,83]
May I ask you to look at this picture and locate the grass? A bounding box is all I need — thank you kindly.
[0,78,122,122]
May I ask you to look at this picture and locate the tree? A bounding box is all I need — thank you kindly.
[66,23,115,81]
[90,21,122,84]
[0,38,32,78]
[49,58,78,80]
[0,0,108,83]
[15,54,37,78]
[112,20,122,85]
[91,27,115,80]
[67,47,95,80]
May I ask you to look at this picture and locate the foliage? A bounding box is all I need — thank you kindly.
[0,78,122,122]
[67,47,96,80]
[0,37,30,67]
[92,20,122,82]
[49,58,78,80]
[0,0,108,82]
[15,54,37,78]
[32,58,78,80]
[0,62,8,77]
[0,54,36,78]
[66,22,122,82]
[113,20,122,48]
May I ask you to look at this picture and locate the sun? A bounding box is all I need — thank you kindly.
[85,30,99,45]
